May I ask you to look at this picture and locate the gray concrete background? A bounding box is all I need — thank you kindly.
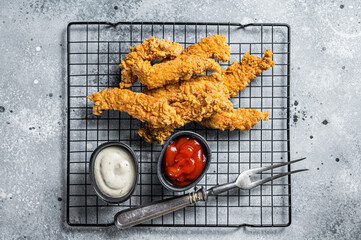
[1,0,360,239]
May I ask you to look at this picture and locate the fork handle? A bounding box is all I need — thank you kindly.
[114,189,205,229]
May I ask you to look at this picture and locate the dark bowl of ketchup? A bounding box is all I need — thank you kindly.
[157,131,212,192]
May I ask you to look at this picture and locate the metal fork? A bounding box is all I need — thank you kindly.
[114,157,307,229]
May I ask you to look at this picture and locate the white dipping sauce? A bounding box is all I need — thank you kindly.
[94,146,136,197]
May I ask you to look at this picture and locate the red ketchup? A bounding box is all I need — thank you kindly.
[163,137,206,187]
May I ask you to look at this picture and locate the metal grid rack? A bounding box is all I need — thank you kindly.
[66,22,291,227]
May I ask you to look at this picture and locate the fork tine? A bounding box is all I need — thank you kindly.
[250,169,309,188]
[254,157,307,174]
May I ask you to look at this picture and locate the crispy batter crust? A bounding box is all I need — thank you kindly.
[143,50,274,102]
[132,55,223,89]
[119,35,230,89]
[119,37,183,88]
[87,88,181,128]
[139,50,274,143]
[138,91,233,144]
[200,108,269,131]
[181,34,230,62]
[89,49,274,144]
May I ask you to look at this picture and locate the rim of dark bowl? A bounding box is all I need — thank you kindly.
[157,131,212,192]
[89,141,138,204]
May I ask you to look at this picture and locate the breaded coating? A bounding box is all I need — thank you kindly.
[138,91,233,144]
[120,35,230,89]
[200,108,269,131]
[87,88,181,128]
[181,34,230,62]
[216,49,275,98]
[119,70,138,89]
[143,50,274,102]
[140,108,268,144]
[119,37,183,88]
[139,50,274,143]
[132,55,224,89]
[89,50,274,143]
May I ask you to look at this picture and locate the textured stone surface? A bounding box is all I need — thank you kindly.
[1,0,360,239]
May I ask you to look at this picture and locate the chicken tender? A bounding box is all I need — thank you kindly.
[119,37,183,88]
[132,55,224,89]
[139,50,274,143]
[181,34,230,62]
[143,50,274,102]
[89,50,274,143]
[200,108,269,131]
[138,91,233,144]
[87,88,181,128]
[140,108,268,144]
[120,35,230,89]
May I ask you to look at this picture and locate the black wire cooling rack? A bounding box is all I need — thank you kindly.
[66,22,291,227]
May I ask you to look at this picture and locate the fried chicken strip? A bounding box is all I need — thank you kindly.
[138,91,233,144]
[143,50,274,102]
[120,35,230,89]
[139,50,274,143]
[199,108,269,131]
[87,87,233,144]
[89,50,274,143]
[181,34,230,62]
[132,55,224,89]
[140,108,269,144]
[87,88,182,128]
[119,37,183,88]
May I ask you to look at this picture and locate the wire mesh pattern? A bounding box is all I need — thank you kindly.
[67,22,291,227]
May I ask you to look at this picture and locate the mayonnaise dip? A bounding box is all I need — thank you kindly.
[94,146,136,197]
